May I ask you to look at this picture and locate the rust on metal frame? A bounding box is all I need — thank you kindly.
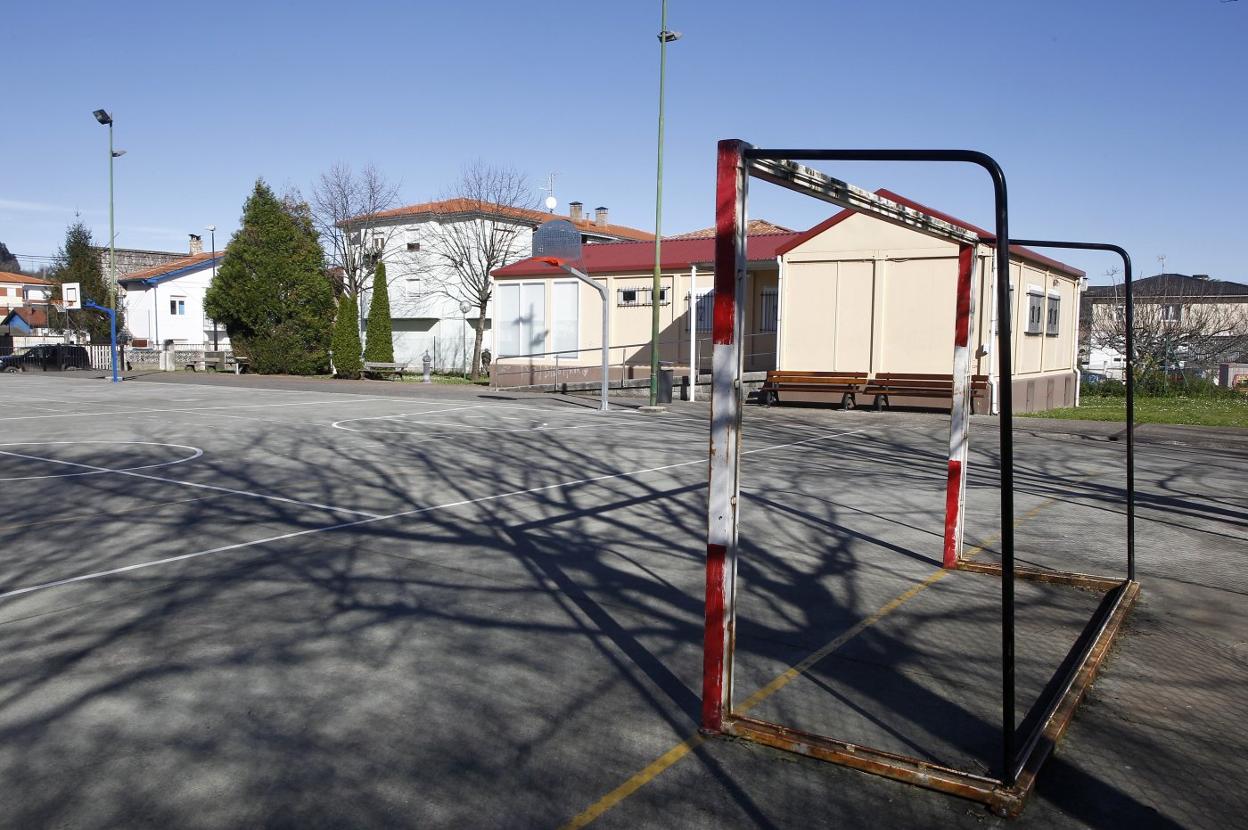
[955,560,1125,593]
[721,577,1139,817]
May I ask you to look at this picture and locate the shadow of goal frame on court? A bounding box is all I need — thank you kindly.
[700,139,1139,817]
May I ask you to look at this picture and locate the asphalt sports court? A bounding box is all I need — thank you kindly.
[0,373,1243,829]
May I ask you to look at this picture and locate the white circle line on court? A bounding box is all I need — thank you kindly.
[0,441,205,482]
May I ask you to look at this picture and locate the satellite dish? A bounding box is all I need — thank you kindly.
[544,195,558,212]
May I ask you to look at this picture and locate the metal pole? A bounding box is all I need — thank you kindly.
[688,264,697,401]
[108,120,117,316]
[211,227,219,349]
[562,266,610,411]
[1008,239,1136,582]
[649,0,670,407]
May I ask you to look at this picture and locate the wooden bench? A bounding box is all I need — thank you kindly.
[760,370,869,409]
[363,361,409,380]
[862,373,989,410]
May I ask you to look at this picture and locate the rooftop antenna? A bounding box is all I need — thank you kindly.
[541,172,558,213]
[1157,253,1167,274]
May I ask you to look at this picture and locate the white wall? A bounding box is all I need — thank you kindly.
[355,215,541,362]
[122,264,229,346]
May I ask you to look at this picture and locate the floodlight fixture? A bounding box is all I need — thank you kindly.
[93,109,112,125]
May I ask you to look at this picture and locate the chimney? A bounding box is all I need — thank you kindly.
[595,206,608,226]
[189,234,203,255]
[568,201,583,222]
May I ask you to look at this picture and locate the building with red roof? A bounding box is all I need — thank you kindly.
[490,190,1086,411]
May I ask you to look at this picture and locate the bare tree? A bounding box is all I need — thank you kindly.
[307,163,402,303]
[424,163,536,379]
[1091,273,1248,377]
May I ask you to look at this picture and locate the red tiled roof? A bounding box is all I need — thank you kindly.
[774,190,1084,278]
[2,306,50,328]
[0,271,53,286]
[493,232,797,278]
[349,198,655,242]
[121,251,220,282]
[668,219,795,239]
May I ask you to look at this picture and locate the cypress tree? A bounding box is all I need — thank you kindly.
[362,261,394,363]
[51,220,122,343]
[332,293,363,378]
[205,180,334,374]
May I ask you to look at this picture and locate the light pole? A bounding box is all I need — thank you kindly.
[93,109,124,317]
[460,301,471,379]
[207,224,218,349]
[649,3,681,406]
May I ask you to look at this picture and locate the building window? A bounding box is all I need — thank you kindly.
[617,287,670,307]
[170,297,186,316]
[1162,303,1184,324]
[1025,291,1044,335]
[497,282,546,357]
[406,242,421,252]
[552,281,579,357]
[760,288,778,333]
[692,290,714,333]
[1046,295,1060,336]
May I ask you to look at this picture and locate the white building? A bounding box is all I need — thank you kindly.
[119,245,228,348]
[346,199,651,371]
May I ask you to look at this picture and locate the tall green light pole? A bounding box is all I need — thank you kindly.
[93,109,123,314]
[650,3,681,406]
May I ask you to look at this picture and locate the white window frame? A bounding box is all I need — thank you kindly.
[1045,291,1061,337]
[1161,303,1184,324]
[169,296,187,316]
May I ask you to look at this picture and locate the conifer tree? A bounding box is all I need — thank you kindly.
[332,293,363,378]
[51,220,121,343]
[205,180,334,374]
[362,261,394,363]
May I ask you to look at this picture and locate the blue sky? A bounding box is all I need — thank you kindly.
[3,0,1244,282]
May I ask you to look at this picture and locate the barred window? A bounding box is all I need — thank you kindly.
[692,291,713,332]
[617,287,670,307]
[760,288,778,333]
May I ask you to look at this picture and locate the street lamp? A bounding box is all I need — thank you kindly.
[649,3,681,407]
[207,225,218,348]
[460,301,472,379]
[93,109,123,318]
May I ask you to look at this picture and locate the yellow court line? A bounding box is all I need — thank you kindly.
[558,487,1075,829]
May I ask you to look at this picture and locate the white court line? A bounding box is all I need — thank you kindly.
[0,447,380,519]
[0,441,204,482]
[0,428,866,601]
[0,398,390,423]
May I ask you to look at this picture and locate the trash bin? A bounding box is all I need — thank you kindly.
[657,361,674,405]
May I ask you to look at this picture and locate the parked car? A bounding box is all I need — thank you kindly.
[0,344,91,372]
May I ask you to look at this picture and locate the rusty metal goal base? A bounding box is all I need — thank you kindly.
[706,574,1138,817]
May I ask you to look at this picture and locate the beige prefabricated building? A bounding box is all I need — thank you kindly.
[491,191,1085,413]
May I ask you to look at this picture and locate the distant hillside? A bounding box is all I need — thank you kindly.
[0,242,19,273]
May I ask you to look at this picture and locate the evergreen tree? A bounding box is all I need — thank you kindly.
[205,180,334,374]
[50,220,121,343]
[332,293,363,378]
[362,261,394,363]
